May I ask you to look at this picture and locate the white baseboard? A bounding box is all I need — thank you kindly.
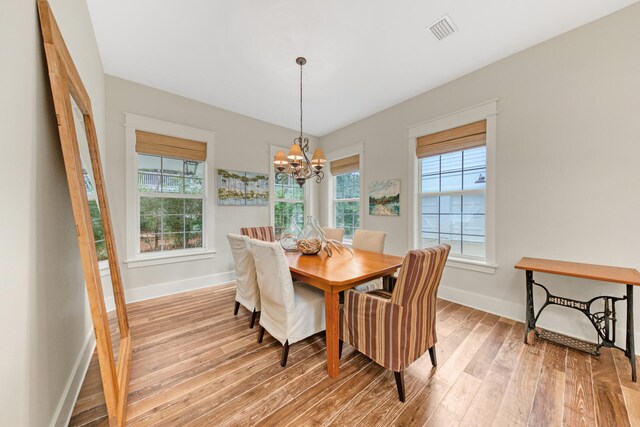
[105,270,235,311]
[438,285,640,355]
[50,331,96,427]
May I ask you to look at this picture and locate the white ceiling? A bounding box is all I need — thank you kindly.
[86,0,637,136]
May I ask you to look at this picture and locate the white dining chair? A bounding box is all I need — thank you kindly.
[227,233,260,328]
[352,229,387,292]
[249,239,326,367]
[321,227,344,243]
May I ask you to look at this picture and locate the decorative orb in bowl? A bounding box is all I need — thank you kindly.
[297,238,322,255]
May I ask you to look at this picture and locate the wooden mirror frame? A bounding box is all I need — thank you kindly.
[38,1,131,425]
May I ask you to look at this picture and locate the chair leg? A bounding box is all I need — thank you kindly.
[394,371,405,402]
[233,301,240,316]
[257,325,265,343]
[250,309,258,329]
[339,339,343,359]
[429,345,437,367]
[281,341,290,367]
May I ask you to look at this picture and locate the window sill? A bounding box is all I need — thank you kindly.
[125,249,216,269]
[445,257,497,274]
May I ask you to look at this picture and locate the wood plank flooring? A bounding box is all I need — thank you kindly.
[70,283,640,426]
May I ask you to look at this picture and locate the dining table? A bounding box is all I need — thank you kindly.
[285,248,405,378]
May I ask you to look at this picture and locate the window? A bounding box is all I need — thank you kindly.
[334,171,360,240]
[273,174,305,239]
[137,155,205,253]
[420,146,486,258]
[409,101,496,272]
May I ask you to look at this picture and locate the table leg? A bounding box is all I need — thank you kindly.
[525,270,535,344]
[325,290,340,378]
[627,284,636,382]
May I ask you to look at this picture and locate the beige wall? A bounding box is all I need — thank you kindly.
[105,75,319,295]
[319,3,640,343]
[0,0,106,426]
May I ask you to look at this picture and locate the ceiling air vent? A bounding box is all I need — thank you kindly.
[429,15,457,41]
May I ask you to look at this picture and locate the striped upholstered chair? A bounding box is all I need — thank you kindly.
[339,244,451,402]
[240,226,275,242]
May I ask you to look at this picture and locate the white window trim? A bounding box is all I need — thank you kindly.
[407,100,498,274]
[269,144,314,232]
[325,143,365,244]
[123,113,216,268]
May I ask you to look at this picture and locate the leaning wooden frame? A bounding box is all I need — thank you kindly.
[38,1,131,425]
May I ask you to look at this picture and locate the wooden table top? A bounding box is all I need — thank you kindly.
[285,249,404,291]
[515,257,640,286]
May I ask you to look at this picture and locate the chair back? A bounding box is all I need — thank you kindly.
[249,239,295,323]
[240,226,275,242]
[391,245,450,308]
[391,245,450,360]
[352,229,386,253]
[321,227,344,243]
[227,233,260,310]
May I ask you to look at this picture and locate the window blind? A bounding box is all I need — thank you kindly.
[135,130,207,161]
[330,154,359,175]
[416,120,486,159]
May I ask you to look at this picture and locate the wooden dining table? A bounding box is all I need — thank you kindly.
[285,248,404,378]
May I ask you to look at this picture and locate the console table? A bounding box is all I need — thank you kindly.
[515,257,640,381]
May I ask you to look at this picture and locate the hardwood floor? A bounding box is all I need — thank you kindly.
[71,284,640,426]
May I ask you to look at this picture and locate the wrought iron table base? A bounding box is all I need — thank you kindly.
[524,269,636,382]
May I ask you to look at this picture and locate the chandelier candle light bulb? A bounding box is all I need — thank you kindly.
[273,57,325,186]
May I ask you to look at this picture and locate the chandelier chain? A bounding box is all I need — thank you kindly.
[299,61,303,139]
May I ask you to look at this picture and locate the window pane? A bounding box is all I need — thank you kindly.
[462,235,485,257]
[184,178,203,194]
[335,172,360,200]
[439,195,461,214]
[186,232,203,248]
[462,214,485,236]
[274,174,304,201]
[441,171,462,192]
[140,215,161,234]
[140,197,162,215]
[140,233,162,253]
[440,233,462,254]
[440,214,462,234]
[185,214,202,232]
[419,146,487,260]
[335,201,359,240]
[274,201,304,239]
[422,214,439,233]
[185,198,203,215]
[422,196,439,214]
[163,215,184,233]
[163,198,185,215]
[440,151,462,173]
[422,232,439,248]
[139,196,203,254]
[138,154,161,192]
[463,146,486,169]
[463,168,486,190]
[162,157,184,193]
[422,175,439,193]
[462,194,484,214]
[162,233,185,250]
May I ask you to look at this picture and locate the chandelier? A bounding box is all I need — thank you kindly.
[273,57,326,186]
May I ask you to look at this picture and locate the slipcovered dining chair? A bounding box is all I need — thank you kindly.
[240,226,275,242]
[339,244,451,402]
[352,229,387,292]
[227,234,260,328]
[321,227,344,243]
[249,239,326,367]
